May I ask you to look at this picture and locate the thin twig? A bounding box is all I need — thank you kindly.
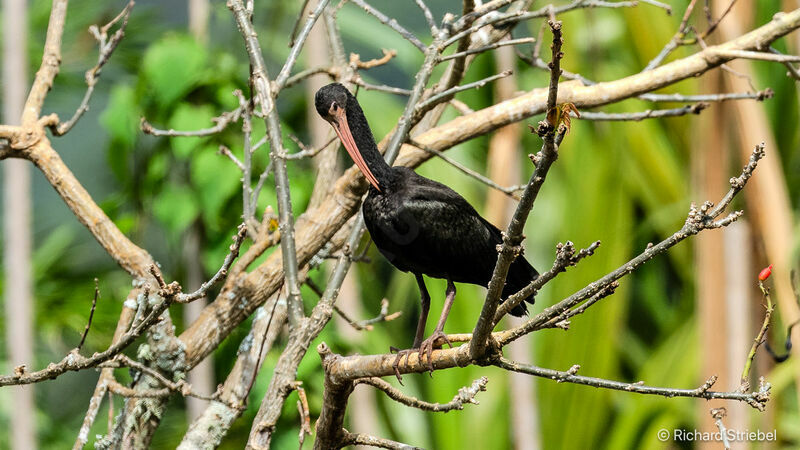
[739,279,774,391]
[439,37,536,62]
[52,0,135,136]
[175,224,247,303]
[415,71,512,115]
[285,134,337,160]
[22,0,69,125]
[539,281,620,329]
[73,374,109,449]
[639,0,671,14]
[1,286,169,386]
[578,103,709,121]
[287,0,312,48]
[351,77,412,96]
[237,91,256,229]
[643,0,698,71]
[410,140,524,199]
[711,407,732,450]
[454,0,640,48]
[769,47,800,80]
[218,145,246,171]
[494,241,601,322]
[310,280,400,331]
[250,162,274,212]
[275,0,331,90]
[342,431,423,450]
[357,376,488,412]
[350,0,427,52]
[294,382,312,449]
[496,358,770,410]
[414,0,437,35]
[640,90,773,102]
[702,0,738,39]
[712,48,800,63]
[141,106,242,137]
[77,279,101,351]
[283,66,330,89]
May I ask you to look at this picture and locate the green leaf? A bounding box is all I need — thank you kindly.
[101,84,141,182]
[191,146,241,230]
[101,85,140,147]
[167,104,216,159]
[142,34,207,108]
[152,184,200,233]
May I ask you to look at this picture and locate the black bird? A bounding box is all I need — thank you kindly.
[315,83,538,372]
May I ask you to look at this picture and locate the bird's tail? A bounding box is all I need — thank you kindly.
[502,258,539,317]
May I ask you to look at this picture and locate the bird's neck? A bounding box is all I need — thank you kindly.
[346,97,394,188]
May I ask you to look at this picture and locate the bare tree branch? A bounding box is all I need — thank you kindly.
[342,431,423,450]
[357,376,488,412]
[578,103,709,121]
[76,279,101,351]
[471,19,565,360]
[350,0,426,52]
[21,0,68,125]
[496,358,771,410]
[51,0,135,136]
[141,104,242,137]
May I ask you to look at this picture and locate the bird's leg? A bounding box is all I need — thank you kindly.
[391,273,430,383]
[412,273,431,348]
[419,280,455,371]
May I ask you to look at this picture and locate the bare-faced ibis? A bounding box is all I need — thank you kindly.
[315,83,538,375]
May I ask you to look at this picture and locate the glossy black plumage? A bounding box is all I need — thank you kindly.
[315,83,538,353]
[362,166,538,316]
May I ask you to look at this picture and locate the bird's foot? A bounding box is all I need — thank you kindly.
[419,330,453,373]
[389,346,416,384]
[389,332,453,382]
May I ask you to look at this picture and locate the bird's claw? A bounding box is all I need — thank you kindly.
[390,347,416,384]
[390,332,452,383]
[418,330,452,373]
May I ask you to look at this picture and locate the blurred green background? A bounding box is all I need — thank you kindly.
[1,0,798,448]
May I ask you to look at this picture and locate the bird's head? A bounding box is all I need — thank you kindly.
[314,83,382,191]
[314,82,351,123]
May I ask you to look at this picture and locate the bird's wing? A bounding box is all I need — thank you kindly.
[392,170,504,280]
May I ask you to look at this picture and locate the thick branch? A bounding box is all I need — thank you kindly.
[21,0,68,125]
[22,140,154,277]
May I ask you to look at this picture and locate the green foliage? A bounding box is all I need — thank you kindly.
[191,146,242,231]
[152,184,200,233]
[142,35,209,108]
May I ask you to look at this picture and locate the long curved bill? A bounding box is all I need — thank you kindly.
[330,105,382,191]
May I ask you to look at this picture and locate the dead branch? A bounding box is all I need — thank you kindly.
[76,279,101,351]
[51,0,135,136]
[357,376,488,412]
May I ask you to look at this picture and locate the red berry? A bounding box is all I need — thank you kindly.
[758,265,773,281]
